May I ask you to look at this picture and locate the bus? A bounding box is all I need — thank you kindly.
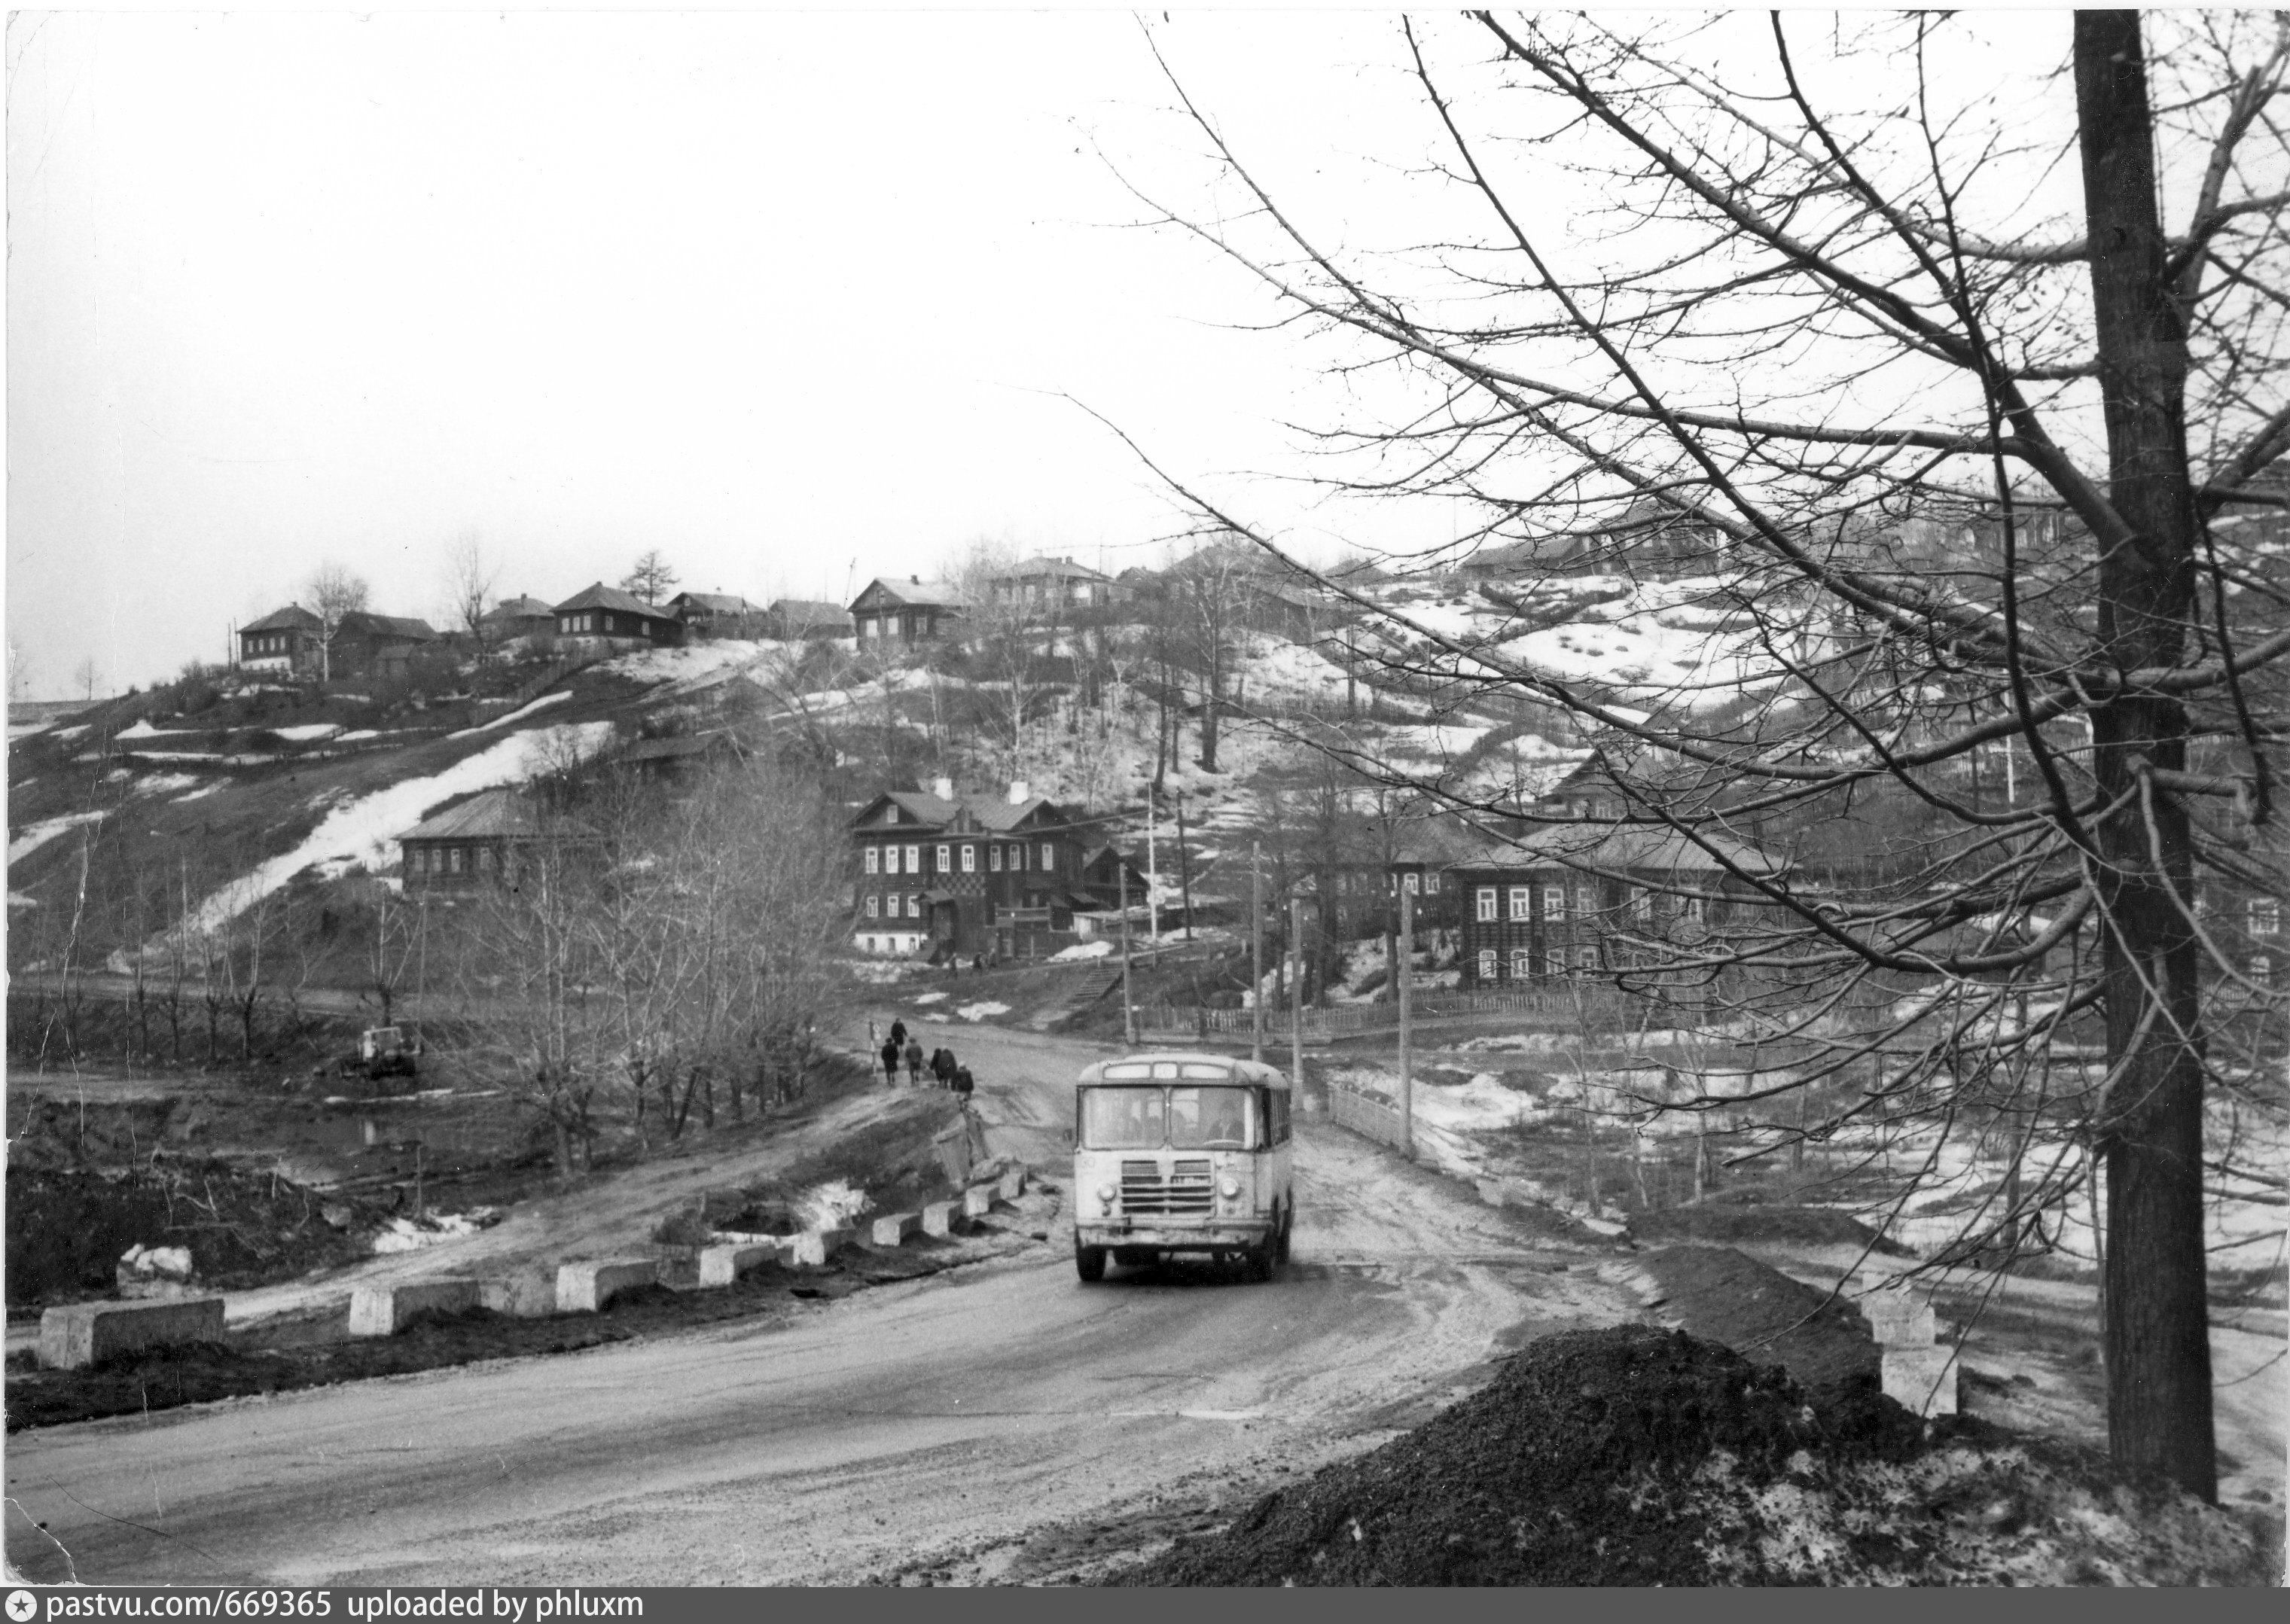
[1070,1052,1294,1282]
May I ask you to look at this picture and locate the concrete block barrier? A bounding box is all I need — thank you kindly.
[962,1184,996,1220]
[1864,1300,1939,1346]
[556,1258,657,1314]
[870,1211,922,1248]
[40,1296,226,1370]
[348,1279,482,1337]
[922,1199,966,1238]
[1881,1345,1959,1417]
[789,1227,854,1268]
[480,1275,556,1318]
[697,1243,782,1287]
[996,1166,1028,1202]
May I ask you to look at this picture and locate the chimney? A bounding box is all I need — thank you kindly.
[911,574,921,584]
[1007,779,1029,805]
[933,776,955,800]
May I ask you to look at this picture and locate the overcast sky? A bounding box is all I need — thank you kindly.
[7,8,1474,699]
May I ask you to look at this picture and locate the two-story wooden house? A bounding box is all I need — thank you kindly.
[986,556,1121,618]
[238,605,326,675]
[849,779,1097,959]
[1446,822,1783,987]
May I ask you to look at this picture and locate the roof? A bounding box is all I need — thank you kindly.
[242,605,323,635]
[396,788,599,843]
[853,789,1065,833]
[1077,1053,1291,1089]
[1448,822,1785,876]
[483,596,557,623]
[336,613,438,641]
[996,556,1111,583]
[669,592,764,616]
[553,582,673,617]
[849,577,971,613]
[770,598,850,624]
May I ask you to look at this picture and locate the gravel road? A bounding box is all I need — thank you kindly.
[5,1019,1635,1584]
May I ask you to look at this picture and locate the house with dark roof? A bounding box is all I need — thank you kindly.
[768,598,852,640]
[552,583,683,652]
[987,556,1121,617]
[849,577,968,645]
[480,595,559,649]
[239,605,326,675]
[849,778,1099,959]
[611,730,741,784]
[1445,821,1785,988]
[396,788,601,893]
[667,591,768,638]
[329,612,442,680]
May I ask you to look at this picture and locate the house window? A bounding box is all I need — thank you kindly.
[990,845,1003,872]
[883,846,899,876]
[1476,887,1497,922]
[447,847,465,874]
[865,937,877,954]
[904,845,921,873]
[864,847,880,875]
[1544,885,1566,921]
[1508,886,1531,922]
[1680,894,1706,922]
[2252,955,2273,986]
[1403,873,1419,894]
[1546,947,1566,977]
[1477,948,1498,982]
[1575,946,1598,970]
[476,846,493,873]
[865,896,879,918]
[962,845,977,873]
[1011,844,1026,871]
[1575,884,1596,915]
[903,894,917,918]
[1040,842,1055,871]
[1630,886,1652,922]
[2249,898,2280,937]
[937,844,952,873]
[1509,946,1532,981]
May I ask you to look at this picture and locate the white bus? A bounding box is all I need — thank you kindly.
[1070,1052,1294,1282]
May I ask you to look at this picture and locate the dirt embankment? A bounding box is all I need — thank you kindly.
[1115,1325,2270,1586]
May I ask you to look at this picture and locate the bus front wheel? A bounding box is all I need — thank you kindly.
[1274,1203,1291,1266]
[1075,1245,1108,1283]
[1245,1233,1277,1283]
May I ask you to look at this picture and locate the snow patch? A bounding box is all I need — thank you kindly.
[8,810,105,866]
[1050,940,1115,961]
[956,1000,1011,1022]
[450,690,570,739]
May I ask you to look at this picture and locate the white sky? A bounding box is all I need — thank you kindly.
[2,5,2091,700]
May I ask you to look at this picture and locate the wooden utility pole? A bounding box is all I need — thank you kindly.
[1289,895,1306,1098]
[1398,881,1414,1159]
[1175,794,1194,942]
[1120,862,1136,1048]
[1251,841,1264,1065]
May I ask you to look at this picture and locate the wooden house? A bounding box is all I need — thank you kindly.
[667,592,768,639]
[329,613,442,680]
[849,778,1097,960]
[849,577,968,645]
[480,595,559,649]
[611,730,740,784]
[553,583,684,652]
[767,598,852,640]
[396,788,600,894]
[239,605,326,675]
[987,556,1121,618]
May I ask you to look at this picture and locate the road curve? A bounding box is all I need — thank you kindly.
[6,1022,1633,1585]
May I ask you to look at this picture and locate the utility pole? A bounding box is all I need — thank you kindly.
[1289,894,1306,1098]
[1175,793,1194,942]
[1251,841,1264,1065]
[1120,862,1136,1048]
[1398,881,1414,1159]
[1145,792,1161,944]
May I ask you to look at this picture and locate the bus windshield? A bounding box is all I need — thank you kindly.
[1081,1085,1257,1150]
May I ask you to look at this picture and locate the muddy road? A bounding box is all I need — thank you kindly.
[5,1022,1634,1584]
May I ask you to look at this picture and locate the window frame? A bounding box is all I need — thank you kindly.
[1476,886,1498,923]
[962,844,976,873]
[864,846,880,875]
[1508,885,1531,922]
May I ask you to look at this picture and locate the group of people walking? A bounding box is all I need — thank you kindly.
[877,1018,974,1099]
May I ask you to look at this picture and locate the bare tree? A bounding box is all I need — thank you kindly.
[71,657,100,703]
[621,550,681,605]
[305,564,370,684]
[1124,11,2288,1498]
[444,529,500,650]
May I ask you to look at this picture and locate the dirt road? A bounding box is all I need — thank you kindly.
[5,1020,1635,1584]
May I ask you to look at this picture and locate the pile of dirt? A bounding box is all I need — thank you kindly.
[1115,1326,2265,1586]
[5,1159,377,1309]
[1630,1199,1908,1254]
[1628,1244,1880,1400]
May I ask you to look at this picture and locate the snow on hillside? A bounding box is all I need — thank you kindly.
[601,639,791,696]
[8,810,105,867]
[181,721,616,934]
[450,690,570,738]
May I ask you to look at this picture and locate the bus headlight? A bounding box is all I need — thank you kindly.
[1218,1177,1242,1199]
[1097,1183,1117,1215]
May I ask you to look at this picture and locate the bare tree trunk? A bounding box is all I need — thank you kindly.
[2075,8,2215,1502]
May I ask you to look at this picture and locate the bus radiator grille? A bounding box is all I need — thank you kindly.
[1119,1159,1215,1215]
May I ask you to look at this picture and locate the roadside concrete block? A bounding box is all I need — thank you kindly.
[480,1274,556,1318]
[555,1258,656,1314]
[40,1296,226,1370]
[1882,1345,1959,1417]
[1864,1297,1939,1346]
[996,1166,1027,1202]
[348,1279,481,1336]
[870,1211,922,1248]
[697,1243,781,1287]
[962,1184,996,1220]
[790,1227,854,1268]
[922,1199,966,1238]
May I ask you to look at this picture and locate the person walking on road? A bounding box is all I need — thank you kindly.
[889,1017,908,1051]
[903,1037,925,1086]
[880,1037,902,1088]
[931,1047,957,1089]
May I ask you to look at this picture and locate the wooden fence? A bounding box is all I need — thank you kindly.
[1134,986,1639,1044]
[1327,1080,1411,1153]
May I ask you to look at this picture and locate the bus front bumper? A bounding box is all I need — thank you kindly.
[1075,1218,1272,1251]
